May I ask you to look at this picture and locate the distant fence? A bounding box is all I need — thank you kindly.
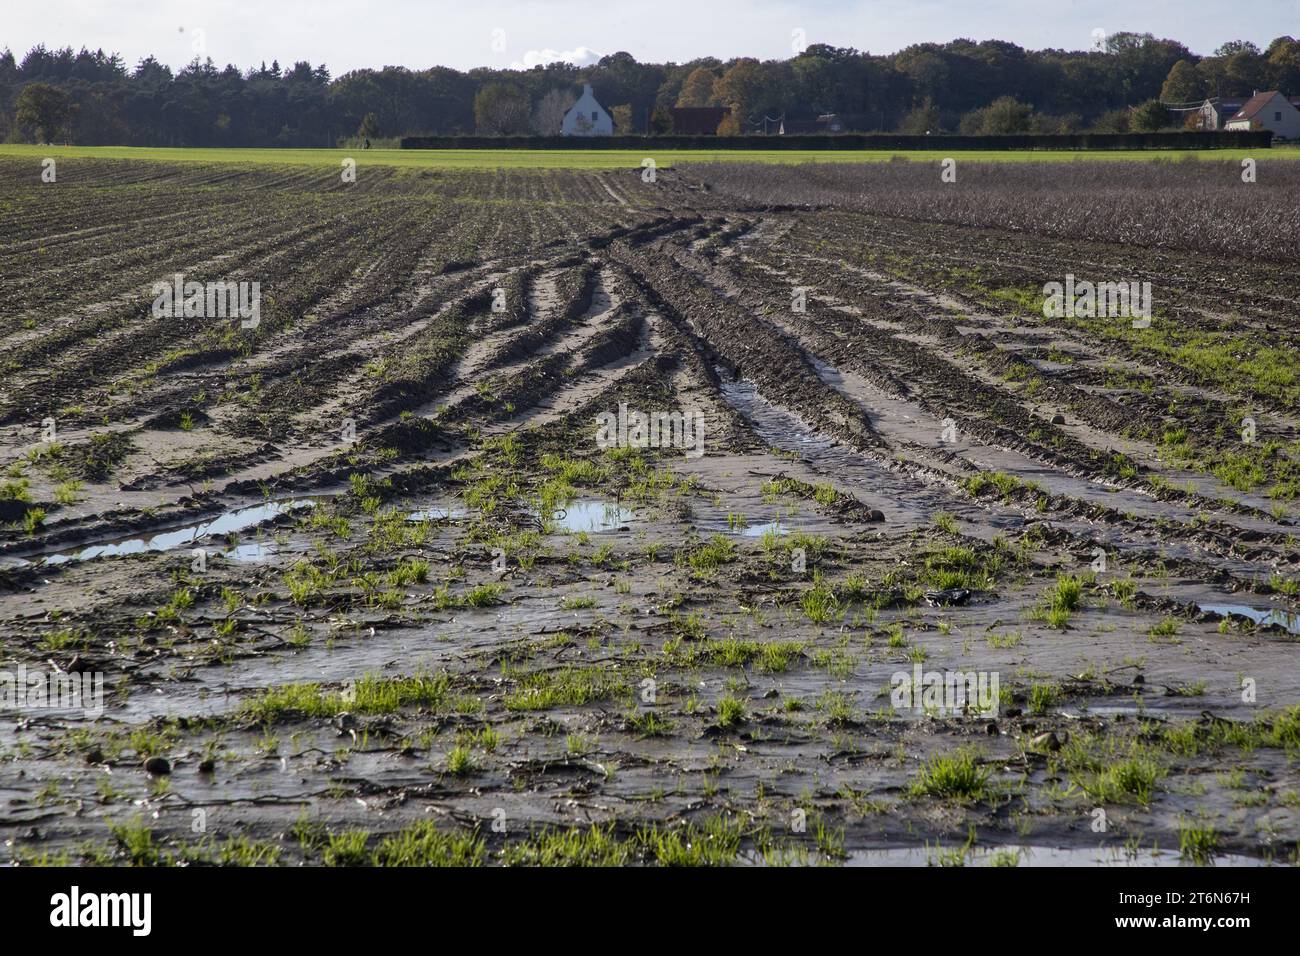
[402,130,1272,151]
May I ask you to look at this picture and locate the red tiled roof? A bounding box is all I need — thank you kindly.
[1231,91,1280,121]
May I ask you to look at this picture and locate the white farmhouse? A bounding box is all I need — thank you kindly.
[561,83,614,136]
[1223,91,1300,140]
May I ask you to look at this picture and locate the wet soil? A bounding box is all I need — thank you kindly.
[1,157,1297,867]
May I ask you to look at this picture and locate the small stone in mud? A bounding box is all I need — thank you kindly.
[333,713,357,734]
[1031,731,1061,752]
[198,758,216,774]
[85,748,103,765]
[867,509,885,522]
[924,587,970,607]
[1132,674,1145,685]
[1050,413,1066,425]
[144,756,171,775]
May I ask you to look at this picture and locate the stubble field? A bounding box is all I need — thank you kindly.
[1,152,1298,867]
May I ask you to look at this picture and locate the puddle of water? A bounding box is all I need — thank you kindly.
[1058,704,1206,720]
[545,500,635,533]
[407,507,467,522]
[11,500,316,568]
[222,541,275,563]
[739,520,789,538]
[1199,603,1300,635]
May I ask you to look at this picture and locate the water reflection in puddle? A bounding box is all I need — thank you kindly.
[407,507,467,522]
[222,541,275,563]
[739,520,789,538]
[1199,603,1300,635]
[9,499,315,568]
[546,500,636,533]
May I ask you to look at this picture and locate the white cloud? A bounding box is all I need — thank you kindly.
[510,46,603,70]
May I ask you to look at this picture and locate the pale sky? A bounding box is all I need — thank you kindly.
[5,1,1297,74]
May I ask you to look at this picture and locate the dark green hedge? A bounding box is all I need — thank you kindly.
[401,130,1272,151]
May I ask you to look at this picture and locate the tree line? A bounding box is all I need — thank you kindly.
[3,33,1299,146]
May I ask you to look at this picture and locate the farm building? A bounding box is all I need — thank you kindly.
[561,84,613,136]
[668,106,731,134]
[1223,91,1300,139]
[1195,97,1246,130]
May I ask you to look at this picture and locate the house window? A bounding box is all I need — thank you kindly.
[592,112,598,122]
[1275,111,1283,121]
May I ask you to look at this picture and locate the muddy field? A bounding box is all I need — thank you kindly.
[1,155,1298,867]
